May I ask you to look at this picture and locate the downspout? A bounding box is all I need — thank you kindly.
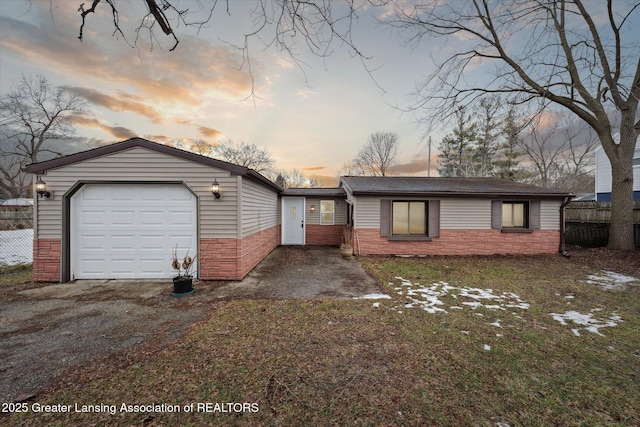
[559,195,574,257]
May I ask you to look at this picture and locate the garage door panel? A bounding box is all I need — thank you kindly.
[139,210,165,226]
[79,259,106,275]
[80,235,106,251]
[72,184,197,279]
[169,210,194,225]
[81,210,106,226]
[139,235,165,251]
[111,210,136,226]
[112,187,136,201]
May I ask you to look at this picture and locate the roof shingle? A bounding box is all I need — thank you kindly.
[340,176,571,198]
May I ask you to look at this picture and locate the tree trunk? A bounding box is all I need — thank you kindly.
[607,112,636,250]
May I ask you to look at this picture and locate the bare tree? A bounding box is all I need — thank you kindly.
[75,0,368,98]
[0,74,86,197]
[351,131,400,177]
[386,0,640,250]
[517,113,598,194]
[213,140,274,174]
[270,168,310,188]
[0,155,29,198]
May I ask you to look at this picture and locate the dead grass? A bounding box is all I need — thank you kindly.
[5,250,640,426]
[0,264,40,301]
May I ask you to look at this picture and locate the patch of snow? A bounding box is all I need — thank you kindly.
[489,320,502,328]
[356,293,392,299]
[389,277,530,331]
[372,302,380,308]
[483,344,491,351]
[0,229,33,265]
[584,270,639,291]
[550,310,623,336]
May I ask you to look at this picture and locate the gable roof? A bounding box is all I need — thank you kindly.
[340,176,571,198]
[23,138,282,192]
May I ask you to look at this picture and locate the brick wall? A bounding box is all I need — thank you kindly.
[199,238,240,280]
[239,225,280,278]
[306,224,342,246]
[33,239,61,282]
[354,228,560,256]
[200,225,280,281]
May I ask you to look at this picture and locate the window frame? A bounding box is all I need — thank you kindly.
[320,200,335,225]
[391,200,428,236]
[501,201,529,229]
[492,199,540,233]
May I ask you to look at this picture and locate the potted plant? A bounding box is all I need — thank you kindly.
[340,225,354,259]
[171,246,196,297]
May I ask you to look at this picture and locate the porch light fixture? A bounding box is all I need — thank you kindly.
[211,179,221,199]
[36,177,51,199]
[310,205,316,212]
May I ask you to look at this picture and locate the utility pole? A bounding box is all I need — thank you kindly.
[427,136,432,177]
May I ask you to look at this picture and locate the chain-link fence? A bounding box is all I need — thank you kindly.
[0,205,33,267]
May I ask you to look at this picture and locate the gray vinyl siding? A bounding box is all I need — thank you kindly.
[353,196,561,231]
[540,199,561,230]
[353,197,381,229]
[241,177,279,236]
[33,147,239,239]
[440,199,490,229]
[356,197,490,229]
[305,197,347,225]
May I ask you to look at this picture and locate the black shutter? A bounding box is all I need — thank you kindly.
[380,199,391,237]
[428,200,440,237]
[529,200,541,229]
[491,200,502,229]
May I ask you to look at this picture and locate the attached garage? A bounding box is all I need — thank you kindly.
[71,183,197,279]
[24,138,282,283]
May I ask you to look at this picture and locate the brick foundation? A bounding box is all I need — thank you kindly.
[306,224,342,246]
[200,225,280,281]
[239,225,280,278]
[354,228,560,256]
[33,239,61,282]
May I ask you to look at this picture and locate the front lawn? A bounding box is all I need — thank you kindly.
[7,250,640,426]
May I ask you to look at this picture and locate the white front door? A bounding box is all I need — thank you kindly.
[71,183,197,279]
[281,197,305,245]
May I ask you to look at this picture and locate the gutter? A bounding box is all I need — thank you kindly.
[559,195,575,257]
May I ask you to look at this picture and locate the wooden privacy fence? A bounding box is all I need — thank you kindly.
[565,201,640,223]
[564,201,640,247]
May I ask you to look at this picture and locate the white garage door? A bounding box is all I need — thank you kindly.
[71,184,197,279]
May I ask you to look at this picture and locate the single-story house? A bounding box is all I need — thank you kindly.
[594,144,640,201]
[340,176,572,256]
[24,138,572,283]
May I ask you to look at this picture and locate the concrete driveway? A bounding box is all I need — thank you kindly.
[212,245,380,299]
[0,246,381,403]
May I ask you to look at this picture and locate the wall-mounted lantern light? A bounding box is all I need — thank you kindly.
[310,205,316,212]
[36,177,51,199]
[211,179,221,199]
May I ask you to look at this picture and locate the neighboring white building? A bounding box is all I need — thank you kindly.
[594,144,640,201]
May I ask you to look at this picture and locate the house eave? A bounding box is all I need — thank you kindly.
[22,137,283,193]
[348,190,573,199]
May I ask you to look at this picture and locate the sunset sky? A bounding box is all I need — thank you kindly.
[1,0,446,185]
[1,1,634,186]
